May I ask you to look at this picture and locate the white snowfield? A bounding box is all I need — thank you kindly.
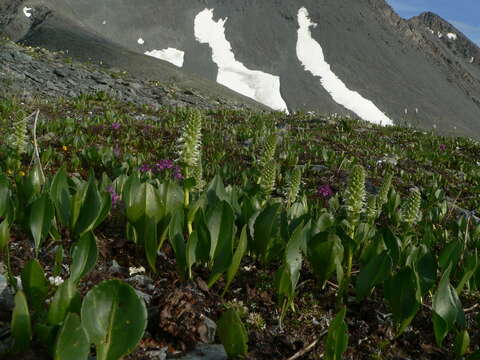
[194,9,289,113]
[23,7,32,18]
[296,7,393,125]
[145,48,185,68]
[447,32,457,41]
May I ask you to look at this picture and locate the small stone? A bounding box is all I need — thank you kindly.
[198,315,217,344]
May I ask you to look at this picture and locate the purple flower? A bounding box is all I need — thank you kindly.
[155,159,174,171]
[439,144,447,151]
[111,122,121,130]
[139,163,151,173]
[316,184,334,199]
[113,146,121,158]
[172,165,183,180]
[107,185,122,208]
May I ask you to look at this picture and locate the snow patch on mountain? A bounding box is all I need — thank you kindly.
[23,7,32,18]
[446,32,457,41]
[145,48,185,67]
[194,8,288,112]
[296,7,392,125]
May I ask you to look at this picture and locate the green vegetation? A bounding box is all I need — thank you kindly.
[0,92,479,359]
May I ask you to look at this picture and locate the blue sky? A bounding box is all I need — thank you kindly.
[386,0,480,45]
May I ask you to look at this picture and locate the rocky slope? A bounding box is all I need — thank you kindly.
[1,0,480,137]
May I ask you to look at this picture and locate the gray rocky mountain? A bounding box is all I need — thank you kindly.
[1,0,480,137]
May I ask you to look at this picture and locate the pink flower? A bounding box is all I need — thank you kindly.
[439,144,447,151]
[316,184,334,199]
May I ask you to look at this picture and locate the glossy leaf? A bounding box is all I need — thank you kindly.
[21,259,48,311]
[356,250,392,301]
[81,280,147,360]
[432,265,465,346]
[217,308,248,358]
[143,216,158,272]
[454,330,470,358]
[384,267,421,335]
[308,232,344,288]
[50,167,72,228]
[208,201,235,287]
[75,176,107,237]
[11,291,32,353]
[29,193,54,254]
[251,202,281,261]
[0,219,10,250]
[54,313,90,360]
[324,306,348,360]
[48,279,80,325]
[223,225,248,295]
[70,232,98,283]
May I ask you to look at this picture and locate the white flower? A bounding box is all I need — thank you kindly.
[48,276,64,286]
[129,266,146,276]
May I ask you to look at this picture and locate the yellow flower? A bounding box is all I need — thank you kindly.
[19,171,26,177]
[62,145,68,151]
[7,169,13,175]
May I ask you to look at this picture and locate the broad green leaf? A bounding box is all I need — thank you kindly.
[54,313,90,360]
[20,162,44,204]
[21,259,48,311]
[311,212,335,235]
[454,330,470,358]
[29,193,54,255]
[251,202,281,261]
[414,246,437,296]
[456,252,478,295]
[324,306,348,360]
[439,240,463,271]
[223,225,248,295]
[81,280,147,360]
[143,216,158,272]
[0,219,10,250]
[186,230,198,279]
[157,181,183,216]
[74,176,104,237]
[285,222,305,291]
[193,209,211,263]
[50,167,72,228]
[11,291,32,352]
[144,183,163,223]
[48,279,79,325]
[169,208,186,278]
[432,265,465,346]
[206,174,229,205]
[208,201,235,286]
[384,267,421,335]
[0,175,11,218]
[355,250,392,301]
[308,232,344,288]
[217,308,248,358]
[70,232,98,283]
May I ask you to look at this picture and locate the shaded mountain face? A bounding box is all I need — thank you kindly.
[1,0,480,136]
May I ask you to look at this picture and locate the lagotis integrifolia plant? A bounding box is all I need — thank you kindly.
[178,109,202,175]
[260,162,277,197]
[366,194,377,224]
[286,167,302,206]
[10,117,28,156]
[400,187,422,225]
[260,133,278,170]
[377,171,393,213]
[192,153,205,192]
[258,133,278,197]
[178,109,203,207]
[345,164,366,228]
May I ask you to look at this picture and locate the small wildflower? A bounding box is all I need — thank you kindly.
[48,276,64,286]
[139,163,151,173]
[128,266,146,276]
[111,122,121,130]
[19,171,26,177]
[107,185,122,208]
[173,165,183,180]
[439,144,446,151]
[7,169,13,175]
[62,145,68,151]
[156,159,174,171]
[247,312,266,330]
[317,184,334,199]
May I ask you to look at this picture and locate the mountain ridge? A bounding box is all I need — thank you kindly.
[1,0,480,137]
